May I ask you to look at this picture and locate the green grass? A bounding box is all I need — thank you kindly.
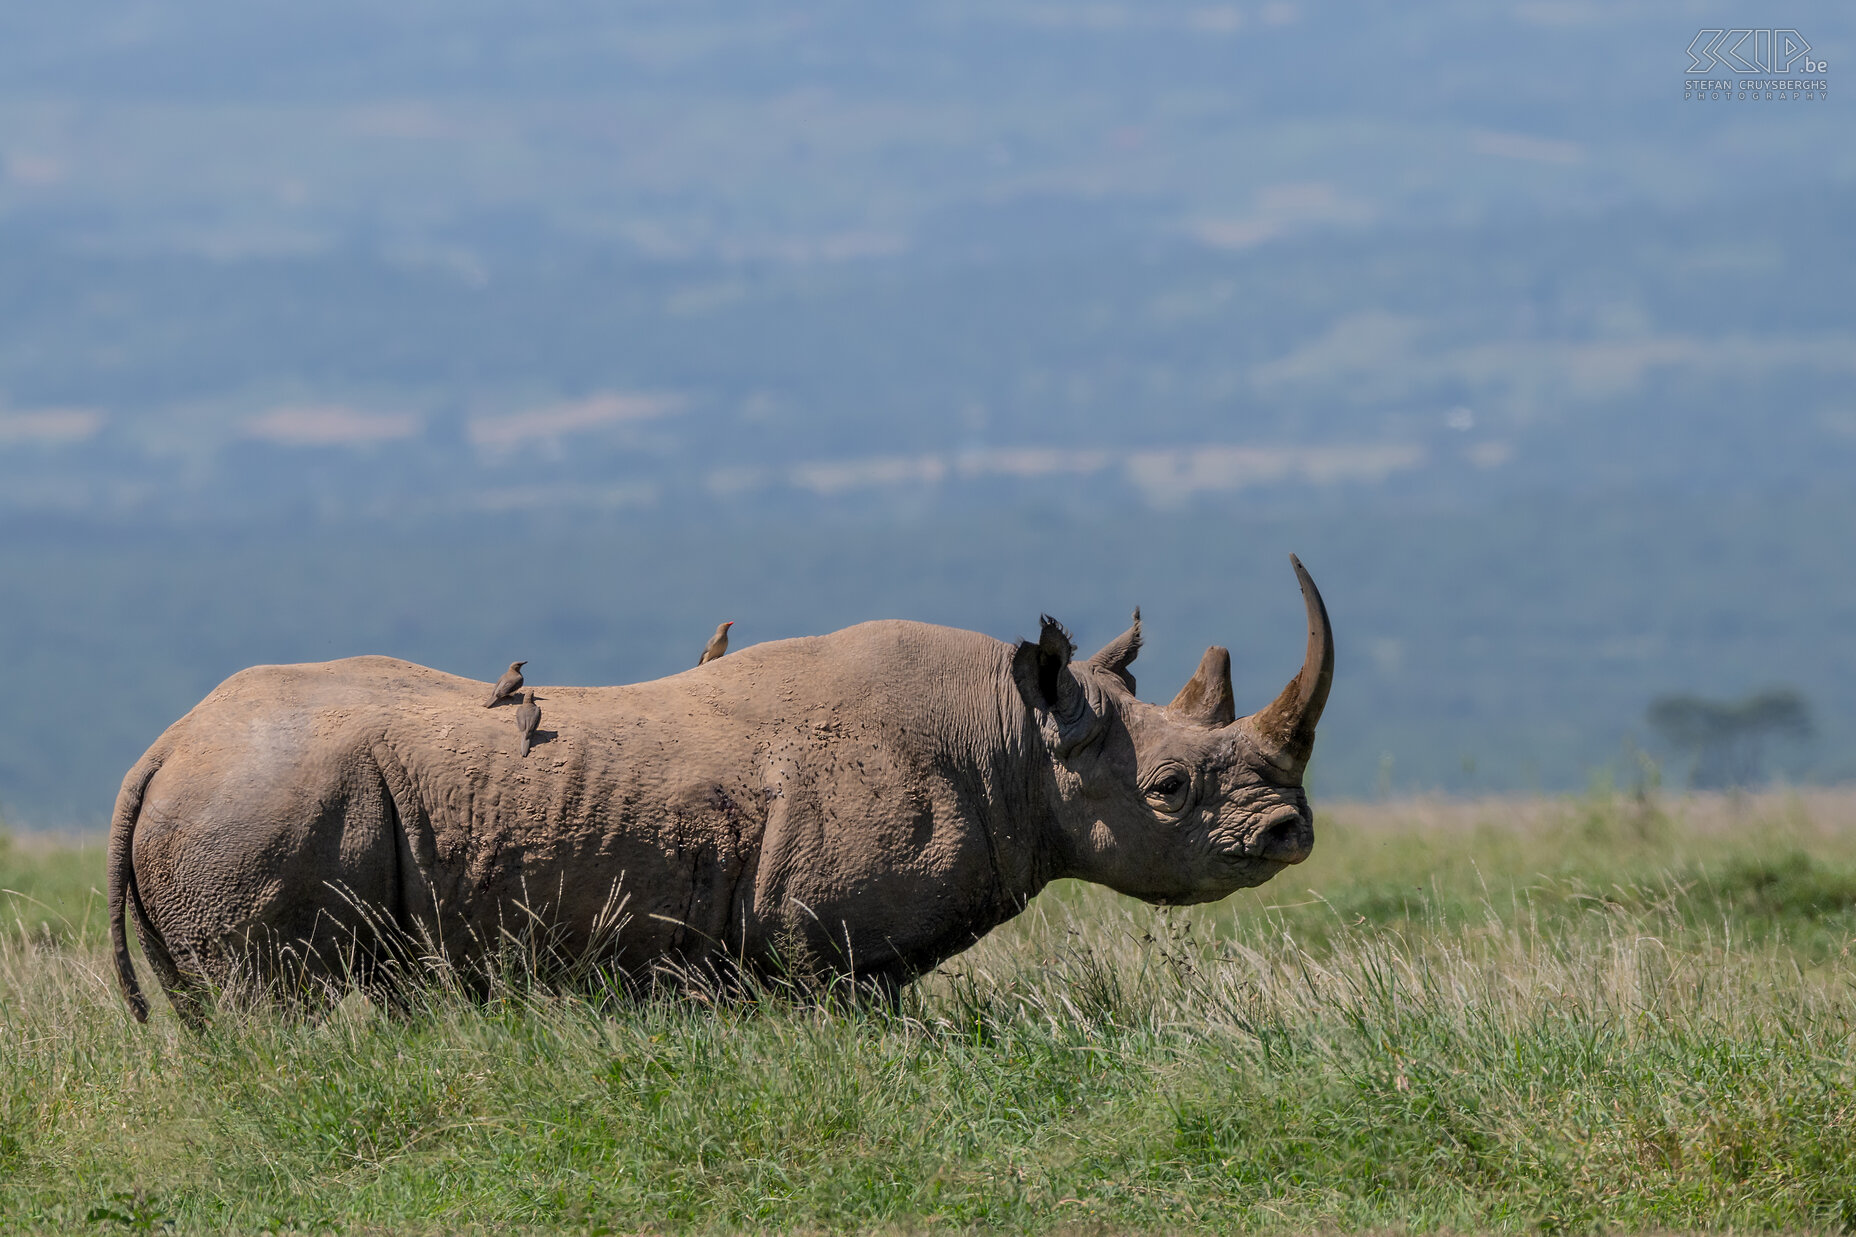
[6,791,1856,1233]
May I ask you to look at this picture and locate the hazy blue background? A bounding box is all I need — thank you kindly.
[1,2,1851,825]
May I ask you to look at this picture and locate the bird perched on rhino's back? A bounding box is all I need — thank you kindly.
[484,660,525,707]
[106,557,1333,1024]
[514,690,541,757]
[698,621,733,666]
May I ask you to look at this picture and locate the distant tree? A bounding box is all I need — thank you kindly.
[1646,688,1813,788]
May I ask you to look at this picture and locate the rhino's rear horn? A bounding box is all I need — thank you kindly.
[1243,554,1335,777]
[1087,607,1141,693]
[1169,646,1235,727]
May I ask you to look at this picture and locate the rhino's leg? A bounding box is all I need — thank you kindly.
[122,842,213,1028]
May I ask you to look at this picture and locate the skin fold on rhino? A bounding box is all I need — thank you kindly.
[107,558,1334,1022]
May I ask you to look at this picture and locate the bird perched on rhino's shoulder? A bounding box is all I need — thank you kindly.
[484,660,526,707]
[514,690,541,757]
[698,621,733,666]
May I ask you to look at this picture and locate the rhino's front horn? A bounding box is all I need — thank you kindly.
[1169,646,1236,727]
[1242,554,1334,778]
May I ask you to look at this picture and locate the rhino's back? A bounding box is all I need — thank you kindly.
[138,622,1016,849]
[168,619,1012,731]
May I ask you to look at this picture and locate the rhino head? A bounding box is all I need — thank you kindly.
[1012,555,1334,905]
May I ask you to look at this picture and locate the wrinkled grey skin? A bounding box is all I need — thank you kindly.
[109,560,1334,1021]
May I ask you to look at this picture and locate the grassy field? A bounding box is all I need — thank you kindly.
[6,790,1856,1234]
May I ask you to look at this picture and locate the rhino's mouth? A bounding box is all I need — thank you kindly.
[1157,849,1296,904]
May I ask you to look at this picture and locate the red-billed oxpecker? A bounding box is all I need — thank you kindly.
[699,621,733,666]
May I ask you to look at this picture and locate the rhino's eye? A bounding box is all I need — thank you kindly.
[1143,767,1192,815]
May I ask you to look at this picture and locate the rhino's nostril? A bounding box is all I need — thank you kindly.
[1253,808,1312,865]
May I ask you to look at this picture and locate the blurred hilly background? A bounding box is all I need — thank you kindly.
[2,2,1853,823]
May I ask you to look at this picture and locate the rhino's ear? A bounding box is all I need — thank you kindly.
[1087,607,1141,694]
[1012,614,1074,707]
[1013,615,1099,755]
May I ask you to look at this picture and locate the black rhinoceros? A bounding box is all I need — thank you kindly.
[109,557,1333,1020]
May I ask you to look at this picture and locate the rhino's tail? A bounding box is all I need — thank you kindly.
[108,747,171,1023]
